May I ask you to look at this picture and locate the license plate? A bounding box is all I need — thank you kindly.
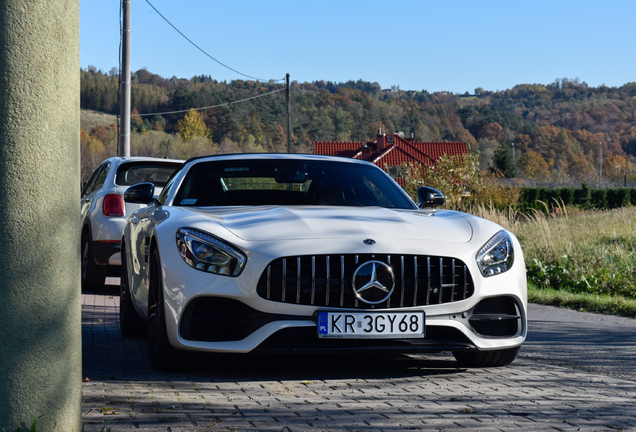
[317,311,425,339]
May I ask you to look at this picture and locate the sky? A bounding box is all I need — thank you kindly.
[80,0,636,94]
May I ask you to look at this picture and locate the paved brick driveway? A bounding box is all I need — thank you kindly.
[82,293,636,431]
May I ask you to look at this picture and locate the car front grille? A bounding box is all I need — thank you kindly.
[256,254,474,309]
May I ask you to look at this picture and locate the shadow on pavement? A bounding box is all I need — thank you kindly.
[82,293,467,383]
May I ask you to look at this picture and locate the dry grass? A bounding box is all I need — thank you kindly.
[471,201,636,316]
[81,109,117,132]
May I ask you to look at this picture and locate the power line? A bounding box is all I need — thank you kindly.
[144,0,281,83]
[133,88,285,117]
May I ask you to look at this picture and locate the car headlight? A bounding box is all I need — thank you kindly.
[176,228,246,277]
[476,230,514,277]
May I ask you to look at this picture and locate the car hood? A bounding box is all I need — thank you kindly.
[187,206,473,243]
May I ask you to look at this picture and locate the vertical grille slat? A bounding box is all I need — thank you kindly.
[413,256,418,307]
[339,256,345,307]
[463,265,468,299]
[438,257,444,304]
[426,257,431,305]
[296,257,301,304]
[281,258,286,302]
[451,259,456,302]
[354,255,359,308]
[311,256,316,305]
[325,256,330,306]
[257,254,474,309]
[400,256,405,308]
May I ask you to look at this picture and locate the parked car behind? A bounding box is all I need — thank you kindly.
[81,157,183,291]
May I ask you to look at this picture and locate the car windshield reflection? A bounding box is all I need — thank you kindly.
[173,160,415,209]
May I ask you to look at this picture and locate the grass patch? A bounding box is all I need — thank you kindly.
[80,109,117,132]
[473,203,636,317]
[528,282,636,318]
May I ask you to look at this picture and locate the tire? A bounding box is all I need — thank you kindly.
[119,242,146,337]
[453,346,520,368]
[81,232,106,292]
[147,248,180,371]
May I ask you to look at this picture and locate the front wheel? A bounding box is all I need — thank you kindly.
[453,346,520,368]
[147,248,180,371]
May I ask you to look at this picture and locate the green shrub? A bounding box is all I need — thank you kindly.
[557,187,574,206]
[590,189,607,209]
[573,183,591,207]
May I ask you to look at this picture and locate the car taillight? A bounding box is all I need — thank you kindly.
[103,194,125,217]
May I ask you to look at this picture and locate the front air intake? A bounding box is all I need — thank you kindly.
[469,296,522,337]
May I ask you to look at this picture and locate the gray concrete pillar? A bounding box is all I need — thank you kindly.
[0,1,81,431]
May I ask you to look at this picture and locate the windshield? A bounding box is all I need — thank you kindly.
[116,162,182,187]
[173,159,415,209]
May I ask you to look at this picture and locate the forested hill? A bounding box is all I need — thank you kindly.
[81,67,636,182]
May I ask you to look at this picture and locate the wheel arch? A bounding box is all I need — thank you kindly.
[81,220,92,242]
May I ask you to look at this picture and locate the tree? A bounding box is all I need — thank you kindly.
[567,152,595,181]
[90,125,110,143]
[478,122,503,141]
[400,153,483,210]
[518,151,549,180]
[604,155,626,183]
[177,108,210,142]
[493,142,516,178]
[152,114,166,131]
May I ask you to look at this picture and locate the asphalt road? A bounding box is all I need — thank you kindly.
[520,303,636,381]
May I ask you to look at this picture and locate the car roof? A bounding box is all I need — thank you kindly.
[183,153,375,167]
[108,156,184,164]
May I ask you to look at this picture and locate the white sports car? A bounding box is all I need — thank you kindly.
[120,154,527,371]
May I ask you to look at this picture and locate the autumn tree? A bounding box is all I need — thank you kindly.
[567,152,595,181]
[518,151,549,180]
[90,125,110,143]
[478,122,503,141]
[604,155,626,183]
[400,153,483,210]
[152,114,166,131]
[177,108,211,142]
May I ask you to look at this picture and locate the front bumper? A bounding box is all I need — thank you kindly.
[172,295,526,354]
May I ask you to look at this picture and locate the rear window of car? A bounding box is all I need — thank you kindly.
[116,162,182,187]
[173,159,416,209]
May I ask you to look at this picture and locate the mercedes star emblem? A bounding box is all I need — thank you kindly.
[352,260,395,305]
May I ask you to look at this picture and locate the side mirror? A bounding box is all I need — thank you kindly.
[124,182,159,206]
[417,186,445,208]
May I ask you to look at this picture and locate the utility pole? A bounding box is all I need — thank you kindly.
[286,73,292,153]
[119,0,131,157]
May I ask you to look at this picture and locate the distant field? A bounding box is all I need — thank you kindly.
[81,109,116,131]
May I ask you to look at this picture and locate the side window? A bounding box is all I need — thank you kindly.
[81,162,108,197]
[92,161,111,192]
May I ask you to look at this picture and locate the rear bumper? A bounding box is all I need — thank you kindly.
[92,240,121,266]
